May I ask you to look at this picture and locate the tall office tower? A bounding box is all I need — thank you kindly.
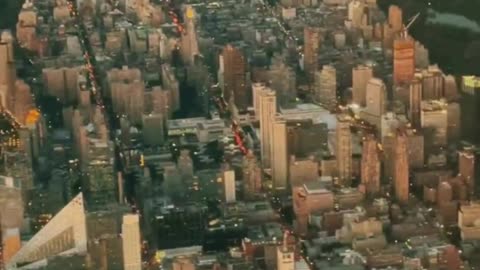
[149,86,173,119]
[406,129,424,169]
[178,149,194,179]
[408,77,422,128]
[303,27,322,81]
[222,44,248,111]
[242,150,262,198]
[461,76,480,144]
[336,115,352,186]
[415,42,430,69]
[458,149,475,194]
[259,88,277,168]
[421,66,444,100]
[361,135,380,195]
[393,33,415,85]
[364,78,386,128]
[314,65,337,109]
[444,75,458,101]
[421,100,448,147]
[447,102,461,142]
[388,5,403,33]
[276,232,294,270]
[0,33,16,110]
[223,170,236,203]
[161,64,180,112]
[180,5,199,65]
[348,0,365,28]
[269,57,296,108]
[122,214,142,270]
[142,113,164,146]
[252,83,266,118]
[458,204,480,241]
[394,130,409,204]
[352,65,373,106]
[271,119,288,191]
[16,0,38,48]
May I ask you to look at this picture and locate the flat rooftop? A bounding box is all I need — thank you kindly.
[280,103,337,130]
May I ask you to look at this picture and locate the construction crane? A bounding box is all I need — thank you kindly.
[400,12,420,38]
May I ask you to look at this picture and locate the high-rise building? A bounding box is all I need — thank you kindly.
[271,119,288,191]
[336,115,352,186]
[0,176,24,230]
[364,78,386,128]
[420,99,448,147]
[276,232,294,270]
[223,170,236,203]
[458,203,480,240]
[393,34,415,85]
[180,5,199,65]
[361,135,380,195]
[222,44,248,110]
[161,64,180,112]
[242,150,262,198]
[408,77,422,128]
[458,148,475,195]
[352,65,373,106]
[388,5,403,33]
[303,27,322,81]
[122,214,142,270]
[0,32,16,110]
[394,130,409,204]
[252,83,266,119]
[460,76,480,143]
[421,66,444,100]
[269,57,296,108]
[142,113,164,146]
[259,88,277,168]
[348,0,365,28]
[16,0,38,50]
[314,65,337,109]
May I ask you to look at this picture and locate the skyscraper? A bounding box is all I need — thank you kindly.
[352,65,373,106]
[269,57,296,108]
[393,34,415,85]
[271,119,288,191]
[394,130,409,204]
[122,214,142,270]
[458,148,475,195]
[276,232,294,270]
[242,150,262,198]
[388,5,403,33]
[336,115,352,186]
[303,27,322,81]
[222,44,248,110]
[180,5,199,65]
[361,134,380,195]
[259,88,277,168]
[314,65,337,109]
[0,32,16,110]
[364,78,386,128]
[460,76,480,144]
[409,77,422,128]
[223,170,236,203]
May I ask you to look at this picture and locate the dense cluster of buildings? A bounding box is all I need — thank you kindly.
[1,0,480,269]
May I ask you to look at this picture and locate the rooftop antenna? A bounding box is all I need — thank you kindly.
[401,12,420,38]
